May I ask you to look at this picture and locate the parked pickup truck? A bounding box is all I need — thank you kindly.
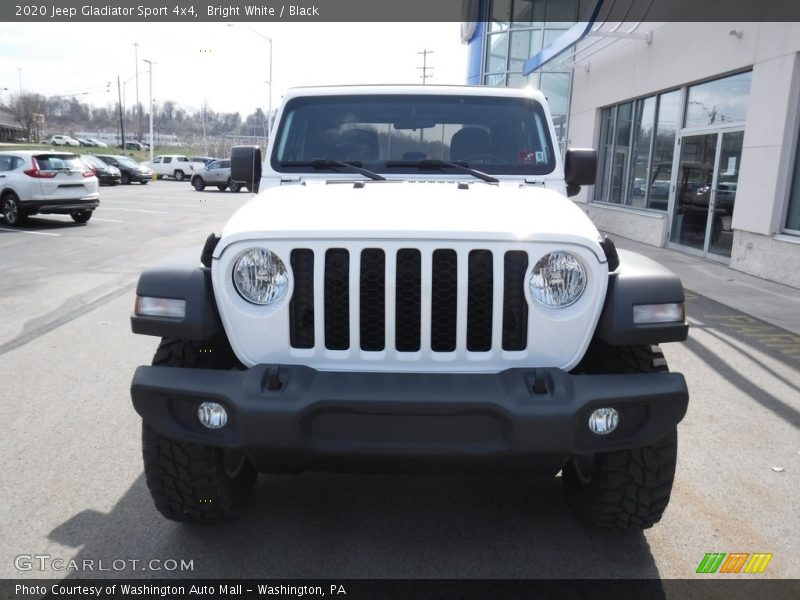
[150,155,205,181]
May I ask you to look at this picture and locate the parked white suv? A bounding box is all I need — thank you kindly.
[150,155,205,181]
[43,135,81,147]
[0,151,99,225]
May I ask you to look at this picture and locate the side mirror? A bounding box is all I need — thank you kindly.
[564,148,597,197]
[230,145,262,192]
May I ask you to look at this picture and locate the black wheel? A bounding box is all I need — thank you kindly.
[192,176,206,191]
[563,343,678,531]
[217,184,227,191]
[70,210,92,223]
[2,192,26,226]
[174,170,186,181]
[140,179,149,185]
[141,337,256,524]
[228,180,241,193]
[120,172,131,185]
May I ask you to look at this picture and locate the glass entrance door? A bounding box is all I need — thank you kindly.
[670,133,717,251]
[708,131,743,257]
[669,130,743,259]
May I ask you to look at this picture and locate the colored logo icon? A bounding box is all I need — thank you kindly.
[696,553,773,574]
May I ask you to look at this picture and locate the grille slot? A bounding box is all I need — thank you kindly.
[466,250,494,352]
[287,246,531,355]
[430,249,458,352]
[289,249,315,349]
[359,249,386,351]
[395,249,421,352]
[324,248,350,350]
[502,251,529,351]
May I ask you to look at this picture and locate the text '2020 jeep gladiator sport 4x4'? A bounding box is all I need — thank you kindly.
[130,85,689,530]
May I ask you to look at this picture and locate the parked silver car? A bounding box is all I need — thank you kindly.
[189,159,243,192]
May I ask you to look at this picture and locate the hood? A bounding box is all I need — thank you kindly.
[218,181,603,258]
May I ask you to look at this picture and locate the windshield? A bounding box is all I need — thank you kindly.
[272,94,556,176]
[116,156,140,168]
[82,155,106,168]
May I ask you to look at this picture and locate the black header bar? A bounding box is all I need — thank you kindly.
[2,0,800,23]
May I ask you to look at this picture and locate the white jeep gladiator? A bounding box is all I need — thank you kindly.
[130,85,689,530]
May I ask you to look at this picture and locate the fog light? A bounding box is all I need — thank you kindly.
[197,402,227,429]
[588,407,619,435]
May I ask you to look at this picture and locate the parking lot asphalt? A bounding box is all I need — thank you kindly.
[0,180,798,581]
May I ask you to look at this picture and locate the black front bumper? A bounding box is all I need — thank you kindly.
[131,365,688,472]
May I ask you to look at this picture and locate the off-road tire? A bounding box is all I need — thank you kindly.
[141,337,256,523]
[563,343,677,531]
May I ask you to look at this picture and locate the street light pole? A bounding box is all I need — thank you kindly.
[227,24,272,144]
[134,42,140,138]
[143,59,156,169]
[117,75,125,150]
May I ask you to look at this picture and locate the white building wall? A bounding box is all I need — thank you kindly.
[567,22,800,289]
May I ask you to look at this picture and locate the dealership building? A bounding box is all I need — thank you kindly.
[465,2,800,289]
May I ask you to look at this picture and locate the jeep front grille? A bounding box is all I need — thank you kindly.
[288,247,530,353]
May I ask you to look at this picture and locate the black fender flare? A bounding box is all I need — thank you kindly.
[130,244,222,340]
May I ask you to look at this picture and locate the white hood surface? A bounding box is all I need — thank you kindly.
[217,181,604,260]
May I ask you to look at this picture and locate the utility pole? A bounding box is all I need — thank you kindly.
[416,49,434,144]
[417,49,434,85]
[117,75,125,150]
[17,67,22,95]
[134,42,140,139]
[143,59,155,170]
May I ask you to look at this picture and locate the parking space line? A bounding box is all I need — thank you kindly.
[100,207,170,214]
[92,218,123,223]
[0,227,61,236]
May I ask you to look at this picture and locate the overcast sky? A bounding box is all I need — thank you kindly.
[0,22,469,116]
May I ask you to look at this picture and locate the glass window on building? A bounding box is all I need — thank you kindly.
[609,102,633,204]
[595,107,615,202]
[684,71,752,128]
[648,90,680,210]
[482,0,578,150]
[594,90,680,210]
[627,97,656,208]
[787,131,800,232]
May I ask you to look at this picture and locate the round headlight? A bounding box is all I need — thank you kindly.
[529,251,587,308]
[233,248,289,305]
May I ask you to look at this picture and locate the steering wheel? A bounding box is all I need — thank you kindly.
[461,153,508,164]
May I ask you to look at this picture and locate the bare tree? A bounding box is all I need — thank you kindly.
[11,93,46,142]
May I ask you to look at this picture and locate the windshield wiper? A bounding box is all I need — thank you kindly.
[384,159,499,183]
[280,159,386,181]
